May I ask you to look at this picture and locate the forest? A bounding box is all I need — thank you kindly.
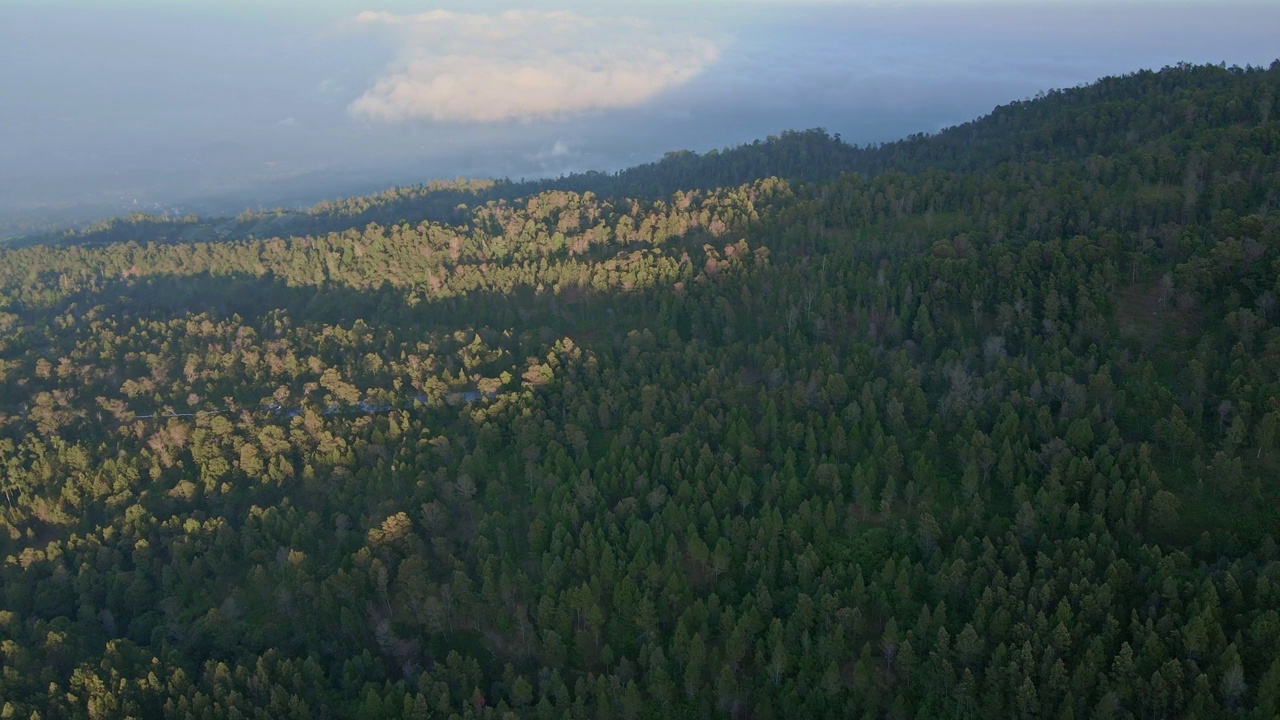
[1,61,1279,718]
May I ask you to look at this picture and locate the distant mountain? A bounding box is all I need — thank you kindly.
[18,130,859,248]
[18,60,1280,249]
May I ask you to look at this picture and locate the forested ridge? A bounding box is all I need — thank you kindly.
[1,61,1279,719]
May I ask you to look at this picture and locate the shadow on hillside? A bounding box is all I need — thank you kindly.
[21,252,725,367]
[38,270,640,336]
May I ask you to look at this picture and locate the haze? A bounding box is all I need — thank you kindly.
[2,0,1277,235]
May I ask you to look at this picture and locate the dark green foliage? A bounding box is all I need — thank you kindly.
[1,61,1279,719]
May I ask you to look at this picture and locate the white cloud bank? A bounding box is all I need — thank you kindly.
[349,9,720,124]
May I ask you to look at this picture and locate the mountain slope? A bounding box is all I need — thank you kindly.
[0,61,1279,718]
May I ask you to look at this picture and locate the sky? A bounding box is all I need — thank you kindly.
[1,0,1278,232]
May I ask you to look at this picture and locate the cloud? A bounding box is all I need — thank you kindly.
[524,139,573,161]
[349,9,719,124]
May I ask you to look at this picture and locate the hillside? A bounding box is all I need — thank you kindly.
[1,61,1279,719]
[26,129,857,248]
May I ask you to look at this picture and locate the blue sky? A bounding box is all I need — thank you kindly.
[2,1,1278,230]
